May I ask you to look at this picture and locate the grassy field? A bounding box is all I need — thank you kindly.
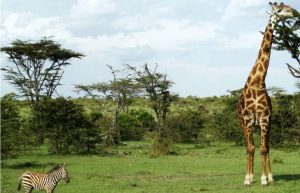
[1,142,300,193]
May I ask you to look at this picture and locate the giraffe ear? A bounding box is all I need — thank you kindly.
[280,2,284,6]
[269,2,273,6]
[274,2,278,5]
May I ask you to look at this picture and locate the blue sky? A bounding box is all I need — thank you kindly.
[1,0,299,97]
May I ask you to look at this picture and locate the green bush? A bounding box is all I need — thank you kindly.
[71,111,103,153]
[271,93,300,147]
[1,93,22,159]
[38,97,88,154]
[209,95,243,145]
[168,107,206,143]
[118,109,156,141]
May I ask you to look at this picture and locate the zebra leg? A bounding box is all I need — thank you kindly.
[46,188,54,193]
[25,187,33,193]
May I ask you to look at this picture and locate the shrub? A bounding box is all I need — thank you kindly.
[1,93,22,159]
[38,97,87,154]
[118,109,156,141]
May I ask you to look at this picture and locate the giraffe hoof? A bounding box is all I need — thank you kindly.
[261,175,268,186]
[268,173,273,182]
[244,182,251,187]
[250,174,254,183]
[244,175,251,186]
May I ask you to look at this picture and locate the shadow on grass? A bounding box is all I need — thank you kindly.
[275,174,300,182]
[2,161,57,169]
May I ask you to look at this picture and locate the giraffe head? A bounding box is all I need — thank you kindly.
[268,2,296,19]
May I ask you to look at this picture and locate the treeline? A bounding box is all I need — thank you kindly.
[1,33,300,159]
[2,88,300,158]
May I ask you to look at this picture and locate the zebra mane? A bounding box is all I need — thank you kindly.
[46,164,62,174]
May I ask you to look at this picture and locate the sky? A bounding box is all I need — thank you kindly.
[1,0,299,98]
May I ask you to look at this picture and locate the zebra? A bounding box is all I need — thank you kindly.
[17,163,70,193]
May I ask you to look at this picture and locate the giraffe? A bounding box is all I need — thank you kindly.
[237,2,296,186]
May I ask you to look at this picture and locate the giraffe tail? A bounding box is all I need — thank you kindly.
[17,175,22,191]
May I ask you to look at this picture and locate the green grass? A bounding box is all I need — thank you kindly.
[2,142,300,193]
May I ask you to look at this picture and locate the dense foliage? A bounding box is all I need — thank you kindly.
[2,89,299,157]
[37,97,89,154]
[118,109,156,141]
[273,9,300,78]
[1,94,22,159]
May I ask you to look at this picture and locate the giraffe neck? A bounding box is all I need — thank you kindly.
[246,15,278,89]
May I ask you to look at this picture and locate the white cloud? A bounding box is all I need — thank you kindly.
[113,15,157,31]
[0,11,71,44]
[73,19,221,54]
[70,0,117,18]
[222,0,266,22]
[218,31,262,49]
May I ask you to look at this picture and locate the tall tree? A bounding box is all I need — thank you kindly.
[127,64,177,155]
[273,10,300,78]
[75,65,141,147]
[1,38,84,106]
[1,38,84,142]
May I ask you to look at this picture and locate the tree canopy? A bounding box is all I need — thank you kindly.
[1,38,84,107]
[273,10,300,78]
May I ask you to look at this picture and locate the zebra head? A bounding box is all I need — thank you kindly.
[61,163,70,183]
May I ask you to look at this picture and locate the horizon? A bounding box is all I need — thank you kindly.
[1,0,300,98]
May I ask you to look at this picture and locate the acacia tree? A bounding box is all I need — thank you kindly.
[75,65,141,147]
[128,64,178,155]
[1,38,84,142]
[273,10,300,78]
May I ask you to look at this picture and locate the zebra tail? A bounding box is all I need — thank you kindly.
[17,176,22,191]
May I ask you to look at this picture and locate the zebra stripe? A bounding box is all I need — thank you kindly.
[18,164,70,193]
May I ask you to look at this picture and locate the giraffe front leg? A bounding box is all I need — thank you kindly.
[267,154,273,182]
[245,144,255,186]
[260,123,270,186]
[243,125,255,186]
[250,151,254,183]
[260,153,268,186]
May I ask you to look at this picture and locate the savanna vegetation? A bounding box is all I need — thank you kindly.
[1,10,300,192]
[2,78,300,158]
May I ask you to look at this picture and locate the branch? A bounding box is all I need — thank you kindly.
[287,63,300,78]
